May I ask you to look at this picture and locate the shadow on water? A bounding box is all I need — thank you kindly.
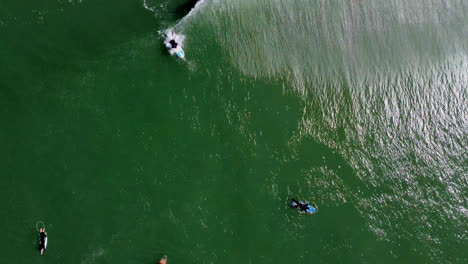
[174,0,200,18]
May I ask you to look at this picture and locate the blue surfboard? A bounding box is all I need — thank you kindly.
[306,205,316,214]
[176,48,185,59]
[291,201,316,214]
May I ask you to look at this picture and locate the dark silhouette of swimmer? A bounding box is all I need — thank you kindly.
[290,199,316,214]
[169,39,178,49]
[39,228,47,255]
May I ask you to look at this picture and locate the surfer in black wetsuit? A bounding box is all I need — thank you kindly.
[169,39,178,49]
[290,199,316,214]
[39,228,47,255]
[291,199,309,211]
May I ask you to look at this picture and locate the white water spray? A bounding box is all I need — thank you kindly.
[145,0,208,58]
[162,29,185,56]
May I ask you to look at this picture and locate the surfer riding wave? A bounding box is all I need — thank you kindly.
[163,30,185,59]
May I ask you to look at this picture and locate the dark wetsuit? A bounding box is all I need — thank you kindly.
[291,199,310,212]
[40,231,47,253]
[169,40,177,49]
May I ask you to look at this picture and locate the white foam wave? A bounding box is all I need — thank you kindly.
[162,29,185,56]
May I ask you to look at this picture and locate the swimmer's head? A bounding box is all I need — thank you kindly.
[40,248,44,255]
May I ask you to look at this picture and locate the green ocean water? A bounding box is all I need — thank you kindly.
[1,0,467,263]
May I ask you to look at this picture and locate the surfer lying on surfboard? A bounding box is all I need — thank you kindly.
[39,228,47,255]
[290,199,316,214]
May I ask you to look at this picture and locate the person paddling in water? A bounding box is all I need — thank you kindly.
[290,198,316,214]
[39,228,47,255]
[159,255,167,264]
